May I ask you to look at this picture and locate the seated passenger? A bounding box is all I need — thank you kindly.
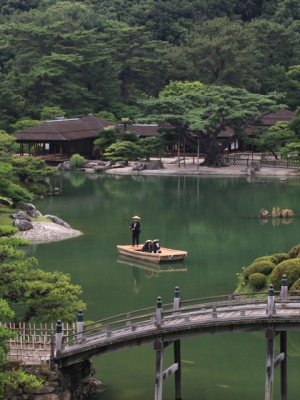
[142,240,153,253]
[152,239,161,253]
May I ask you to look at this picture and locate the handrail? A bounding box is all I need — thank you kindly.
[60,290,300,347]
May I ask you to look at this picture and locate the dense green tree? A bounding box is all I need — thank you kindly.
[0,256,86,323]
[0,178,33,205]
[138,136,166,160]
[104,141,142,163]
[0,298,42,396]
[40,106,65,121]
[12,157,58,182]
[246,19,300,96]
[254,121,297,158]
[159,80,204,98]
[93,127,117,156]
[139,85,283,166]
[182,18,260,90]
[102,23,169,101]
[119,131,139,143]
[3,2,117,117]
[0,131,16,158]
[10,118,41,133]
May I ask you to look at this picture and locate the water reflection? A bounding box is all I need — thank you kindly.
[118,256,187,291]
[260,218,294,226]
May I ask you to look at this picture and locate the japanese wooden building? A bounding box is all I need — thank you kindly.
[13,109,295,159]
[13,114,115,160]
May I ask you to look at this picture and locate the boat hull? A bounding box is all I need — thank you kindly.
[117,245,187,264]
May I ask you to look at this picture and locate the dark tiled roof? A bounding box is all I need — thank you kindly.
[121,124,160,137]
[13,115,115,142]
[260,109,295,126]
[218,109,295,138]
[14,109,294,142]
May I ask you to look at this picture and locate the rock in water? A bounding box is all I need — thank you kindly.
[281,209,294,218]
[259,209,269,218]
[272,207,281,218]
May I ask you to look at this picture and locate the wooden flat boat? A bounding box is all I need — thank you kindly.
[117,245,187,264]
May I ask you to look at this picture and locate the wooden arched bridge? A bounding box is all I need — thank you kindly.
[52,277,300,400]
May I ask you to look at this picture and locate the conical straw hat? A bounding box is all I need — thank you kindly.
[132,215,140,219]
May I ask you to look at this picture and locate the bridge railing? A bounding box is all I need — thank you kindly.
[57,278,300,355]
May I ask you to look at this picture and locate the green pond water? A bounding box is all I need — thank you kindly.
[25,172,300,399]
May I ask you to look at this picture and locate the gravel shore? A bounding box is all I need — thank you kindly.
[14,221,82,243]
[105,157,300,177]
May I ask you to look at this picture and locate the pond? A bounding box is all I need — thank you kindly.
[25,172,300,399]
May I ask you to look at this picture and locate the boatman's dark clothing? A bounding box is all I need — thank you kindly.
[130,221,140,246]
[153,242,161,253]
[142,243,153,252]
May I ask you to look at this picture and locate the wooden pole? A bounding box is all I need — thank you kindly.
[265,328,275,400]
[154,339,164,400]
[280,275,288,302]
[183,133,186,167]
[267,284,274,317]
[77,309,84,342]
[197,134,199,171]
[50,332,55,371]
[172,287,182,399]
[174,340,182,400]
[60,143,63,160]
[280,331,287,400]
[156,296,162,330]
[173,286,180,316]
[55,320,63,357]
[178,135,180,169]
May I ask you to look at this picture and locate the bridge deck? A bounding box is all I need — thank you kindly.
[55,295,300,368]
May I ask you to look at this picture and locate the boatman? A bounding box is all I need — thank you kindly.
[142,240,153,252]
[130,215,141,247]
[152,239,161,253]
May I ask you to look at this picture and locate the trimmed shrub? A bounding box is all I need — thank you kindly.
[0,225,18,237]
[269,259,300,290]
[290,278,300,294]
[249,273,267,289]
[70,154,85,169]
[0,237,30,246]
[271,253,290,264]
[288,244,300,258]
[253,256,278,264]
[28,181,52,195]
[244,261,276,282]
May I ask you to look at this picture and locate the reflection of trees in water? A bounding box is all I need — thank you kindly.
[70,172,86,187]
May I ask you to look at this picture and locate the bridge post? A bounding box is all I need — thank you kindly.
[267,284,274,316]
[156,296,162,330]
[280,275,288,303]
[173,287,182,400]
[56,320,63,357]
[77,309,84,341]
[265,327,275,400]
[173,286,180,316]
[280,331,287,400]
[154,338,164,400]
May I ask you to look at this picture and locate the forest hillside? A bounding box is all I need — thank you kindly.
[0,0,300,130]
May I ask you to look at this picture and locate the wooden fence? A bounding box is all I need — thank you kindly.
[2,321,76,364]
[220,154,300,169]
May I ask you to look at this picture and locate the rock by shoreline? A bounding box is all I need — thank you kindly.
[14,221,82,243]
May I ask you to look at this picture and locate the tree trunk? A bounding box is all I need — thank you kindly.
[200,152,224,167]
